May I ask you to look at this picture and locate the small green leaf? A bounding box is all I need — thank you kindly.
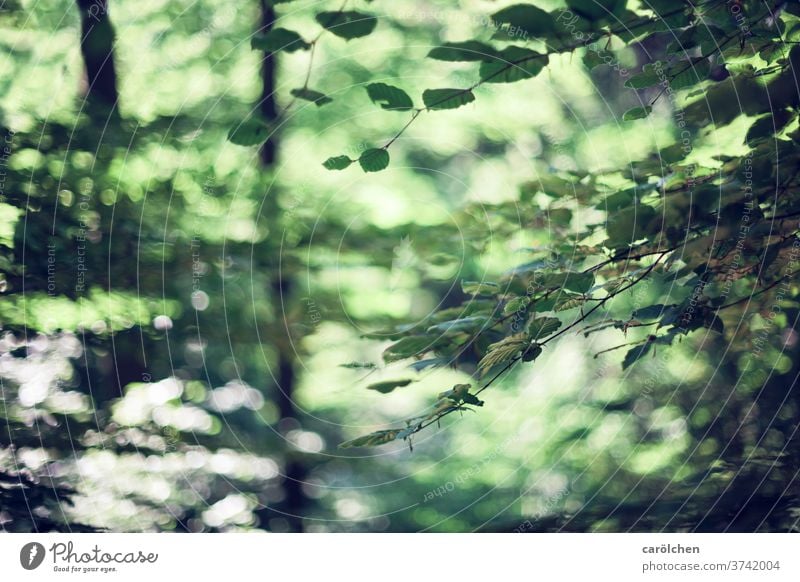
[605,205,658,249]
[479,47,548,83]
[491,4,557,38]
[340,361,376,369]
[553,295,586,312]
[625,63,663,89]
[478,333,527,373]
[462,280,500,295]
[745,109,796,146]
[566,0,626,22]
[528,316,561,340]
[623,106,652,121]
[504,296,531,315]
[462,392,484,406]
[539,271,596,293]
[227,117,270,146]
[290,87,333,106]
[428,41,497,62]
[521,343,542,362]
[383,335,434,362]
[365,83,413,111]
[366,379,412,394]
[358,148,390,172]
[438,383,483,406]
[251,28,310,52]
[408,357,448,372]
[422,88,475,110]
[669,59,710,90]
[631,304,669,320]
[427,315,489,334]
[323,155,353,170]
[340,429,400,448]
[316,11,377,40]
[623,342,652,370]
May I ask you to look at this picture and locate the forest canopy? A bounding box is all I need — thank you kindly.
[1,0,799,533]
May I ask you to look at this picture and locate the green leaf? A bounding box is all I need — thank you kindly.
[566,0,626,22]
[366,379,412,394]
[339,361,376,369]
[554,294,586,312]
[669,59,710,90]
[227,117,270,146]
[540,271,596,293]
[383,335,434,362]
[428,41,497,62]
[461,392,484,406]
[251,28,310,52]
[625,63,663,89]
[605,205,658,248]
[622,342,652,370]
[290,87,333,106]
[528,316,561,339]
[462,280,500,295]
[439,383,483,407]
[584,49,610,70]
[478,333,528,373]
[631,304,669,320]
[408,357,448,372]
[316,11,377,40]
[479,47,548,83]
[491,4,557,38]
[358,148,390,172]
[323,155,352,170]
[422,88,475,110]
[521,343,542,362]
[340,429,401,448]
[745,109,796,146]
[623,106,652,121]
[365,83,413,111]
[427,315,489,334]
[504,295,531,315]
[648,0,688,26]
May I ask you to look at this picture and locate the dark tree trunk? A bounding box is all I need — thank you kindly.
[259,1,278,165]
[75,0,118,106]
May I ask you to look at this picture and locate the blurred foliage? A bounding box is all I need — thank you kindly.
[1,0,799,532]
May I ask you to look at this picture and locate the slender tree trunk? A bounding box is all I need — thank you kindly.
[258,0,308,533]
[74,0,147,404]
[75,0,118,106]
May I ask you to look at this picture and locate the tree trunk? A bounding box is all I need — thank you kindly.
[75,0,118,106]
[257,0,308,533]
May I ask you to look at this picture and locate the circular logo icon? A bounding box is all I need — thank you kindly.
[20,542,45,570]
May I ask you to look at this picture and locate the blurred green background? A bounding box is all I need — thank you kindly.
[1,0,799,532]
